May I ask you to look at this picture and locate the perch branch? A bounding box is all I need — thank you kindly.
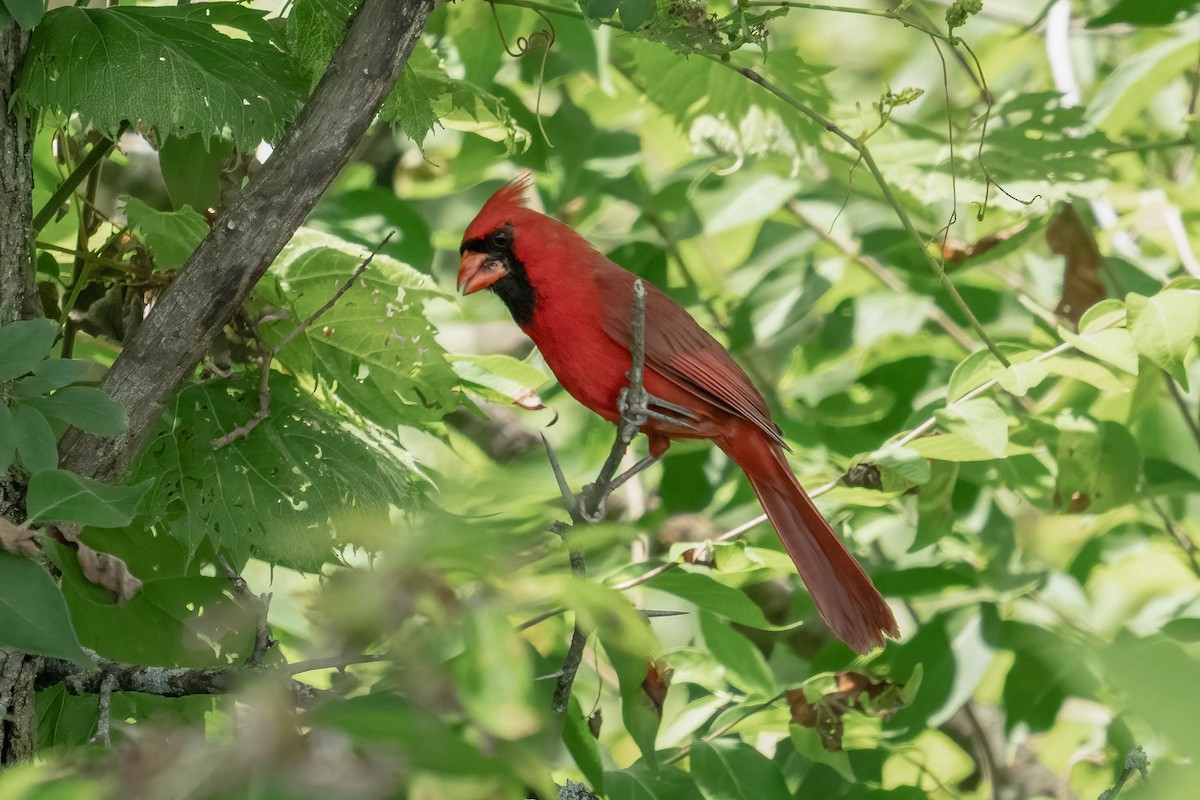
[548,279,648,714]
[1099,746,1149,800]
[211,232,391,449]
[218,556,275,664]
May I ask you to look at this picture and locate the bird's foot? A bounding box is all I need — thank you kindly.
[618,386,700,431]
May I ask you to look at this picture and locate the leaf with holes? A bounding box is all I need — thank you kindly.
[131,374,418,567]
[261,228,461,430]
[17,3,305,149]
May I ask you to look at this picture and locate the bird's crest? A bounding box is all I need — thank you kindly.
[464,174,534,241]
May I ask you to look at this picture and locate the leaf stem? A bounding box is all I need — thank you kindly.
[725,62,1010,366]
[32,124,128,237]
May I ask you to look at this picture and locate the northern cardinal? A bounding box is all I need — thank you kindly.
[459,178,898,652]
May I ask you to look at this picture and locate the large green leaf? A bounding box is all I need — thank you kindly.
[1086,29,1200,135]
[132,375,418,566]
[18,4,305,150]
[262,228,461,430]
[26,470,152,528]
[0,552,91,664]
[698,612,775,696]
[603,761,704,800]
[23,386,129,437]
[647,570,793,631]
[980,92,1113,183]
[123,197,209,271]
[1,0,42,30]
[11,402,58,474]
[1090,0,1200,26]
[1126,288,1200,389]
[690,740,791,800]
[0,317,57,381]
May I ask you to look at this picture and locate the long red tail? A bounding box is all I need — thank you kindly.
[720,430,898,653]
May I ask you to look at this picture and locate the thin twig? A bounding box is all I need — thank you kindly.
[211,232,393,449]
[285,653,388,676]
[1098,746,1148,800]
[1148,495,1200,577]
[729,64,1010,367]
[88,671,119,747]
[218,556,274,664]
[549,279,648,714]
[1163,374,1200,451]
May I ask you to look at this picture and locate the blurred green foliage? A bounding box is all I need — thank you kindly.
[1,0,1199,798]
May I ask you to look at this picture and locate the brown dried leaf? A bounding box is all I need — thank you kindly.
[513,387,545,411]
[1047,205,1106,325]
[941,221,1030,265]
[785,688,816,726]
[641,659,673,714]
[77,542,143,603]
[0,518,42,558]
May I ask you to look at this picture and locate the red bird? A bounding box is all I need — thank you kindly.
[459,178,898,652]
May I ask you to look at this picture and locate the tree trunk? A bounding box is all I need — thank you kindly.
[0,19,40,766]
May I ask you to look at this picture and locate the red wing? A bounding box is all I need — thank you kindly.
[597,265,785,448]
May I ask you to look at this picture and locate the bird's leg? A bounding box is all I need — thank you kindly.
[618,386,700,431]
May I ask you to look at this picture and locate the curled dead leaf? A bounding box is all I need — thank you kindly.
[77,542,143,604]
[641,659,673,715]
[513,386,546,411]
[0,518,42,558]
[787,671,907,751]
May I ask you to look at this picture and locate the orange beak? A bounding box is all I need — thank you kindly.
[457,251,509,295]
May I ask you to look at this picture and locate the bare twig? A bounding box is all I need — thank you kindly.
[211,232,392,449]
[548,279,648,714]
[88,671,118,747]
[1099,746,1148,800]
[1148,495,1200,577]
[218,556,275,664]
[285,653,388,676]
[31,124,127,237]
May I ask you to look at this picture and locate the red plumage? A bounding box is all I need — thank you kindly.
[460,179,898,653]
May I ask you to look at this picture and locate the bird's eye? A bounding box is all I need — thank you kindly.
[492,229,511,247]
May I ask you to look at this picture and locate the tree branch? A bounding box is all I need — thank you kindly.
[59,0,434,484]
[36,655,324,707]
[547,279,649,714]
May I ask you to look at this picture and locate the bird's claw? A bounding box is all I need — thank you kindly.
[618,386,700,431]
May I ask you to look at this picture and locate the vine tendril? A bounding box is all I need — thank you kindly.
[490,0,557,146]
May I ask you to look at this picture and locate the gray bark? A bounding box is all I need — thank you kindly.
[59,0,434,483]
[0,19,40,769]
[0,21,37,325]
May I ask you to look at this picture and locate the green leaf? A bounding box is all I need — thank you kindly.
[132,376,417,566]
[0,404,12,474]
[1086,29,1200,135]
[1,0,43,30]
[934,397,1008,460]
[690,740,791,800]
[1090,0,1199,26]
[699,612,775,696]
[915,461,958,548]
[454,608,540,739]
[450,354,549,406]
[1126,289,1200,389]
[981,93,1113,183]
[18,4,305,150]
[563,696,605,792]
[648,570,792,630]
[0,317,57,380]
[603,762,704,800]
[0,552,91,664]
[617,0,655,29]
[286,0,357,86]
[158,134,233,214]
[310,187,434,268]
[12,402,58,474]
[1060,325,1140,375]
[316,694,505,775]
[14,358,93,397]
[123,196,209,271]
[23,387,128,437]
[1052,413,1142,513]
[263,228,460,431]
[26,470,152,527]
[381,44,525,153]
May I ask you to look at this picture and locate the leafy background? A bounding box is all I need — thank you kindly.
[1,0,1199,797]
